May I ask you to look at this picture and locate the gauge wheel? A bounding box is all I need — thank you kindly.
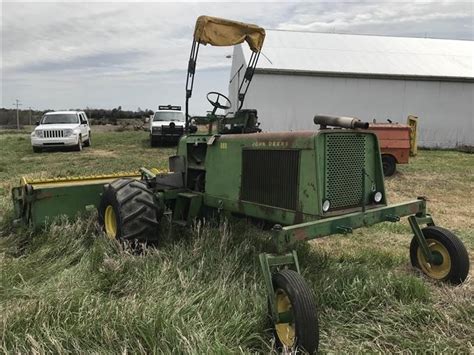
[410,226,469,284]
[98,178,162,243]
[382,154,396,176]
[270,269,319,353]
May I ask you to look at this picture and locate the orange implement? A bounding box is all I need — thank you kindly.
[368,121,415,176]
[369,123,411,163]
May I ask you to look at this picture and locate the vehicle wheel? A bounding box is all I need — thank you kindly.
[410,226,469,284]
[270,269,319,353]
[84,133,91,147]
[33,146,42,153]
[150,138,157,147]
[75,136,83,151]
[98,178,163,243]
[382,155,396,176]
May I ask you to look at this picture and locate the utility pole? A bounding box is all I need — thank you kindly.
[29,107,32,125]
[13,99,22,130]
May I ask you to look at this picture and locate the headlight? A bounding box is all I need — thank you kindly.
[64,129,74,137]
[373,191,383,203]
[322,199,331,212]
[34,130,43,138]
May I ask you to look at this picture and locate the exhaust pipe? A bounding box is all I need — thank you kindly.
[314,115,369,129]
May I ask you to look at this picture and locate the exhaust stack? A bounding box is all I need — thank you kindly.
[314,115,369,129]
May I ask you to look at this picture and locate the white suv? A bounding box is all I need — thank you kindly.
[31,111,91,152]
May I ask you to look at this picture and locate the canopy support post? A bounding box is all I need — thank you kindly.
[237,51,260,110]
[185,40,200,132]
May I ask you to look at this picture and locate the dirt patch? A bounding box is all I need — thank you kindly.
[84,149,118,158]
[91,123,146,133]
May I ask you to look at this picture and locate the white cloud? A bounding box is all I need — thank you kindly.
[2,2,291,74]
[1,1,472,111]
[277,2,473,37]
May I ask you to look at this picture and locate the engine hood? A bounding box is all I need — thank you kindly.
[35,123,81,130]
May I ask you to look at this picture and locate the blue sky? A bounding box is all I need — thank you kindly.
[2,1,472,114]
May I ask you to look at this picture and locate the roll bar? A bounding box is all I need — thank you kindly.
[185,16,266,132]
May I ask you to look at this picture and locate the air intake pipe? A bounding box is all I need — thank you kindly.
[314,115,369,129]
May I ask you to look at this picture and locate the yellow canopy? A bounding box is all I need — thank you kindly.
[194,16,265,52]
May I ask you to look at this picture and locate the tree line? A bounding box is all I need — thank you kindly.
[0,107,154,127]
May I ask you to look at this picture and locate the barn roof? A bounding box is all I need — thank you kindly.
[242,30,474,81]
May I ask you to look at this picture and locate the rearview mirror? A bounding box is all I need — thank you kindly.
[35,121,40,126]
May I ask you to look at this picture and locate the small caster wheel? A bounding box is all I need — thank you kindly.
[410,226,469,284]
[269,269,319,353]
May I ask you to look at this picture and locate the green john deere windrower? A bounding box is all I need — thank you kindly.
[11,16,470,353]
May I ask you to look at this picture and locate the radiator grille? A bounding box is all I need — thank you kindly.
[241,149,299,210]
[161,125,184,135]
[44,130,64,138]
[325,134,367,210]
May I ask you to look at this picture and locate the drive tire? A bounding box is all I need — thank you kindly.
[98,178,162,243]
[382,154,396,176]
[270,269,319,353]
[33,146,42,153]
[410,226,469,284]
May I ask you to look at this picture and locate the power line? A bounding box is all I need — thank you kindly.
[13,99,23,130]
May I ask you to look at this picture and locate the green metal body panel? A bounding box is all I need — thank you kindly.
[177,129,387,226]
[11,173,141,227]
[13,183,106,227]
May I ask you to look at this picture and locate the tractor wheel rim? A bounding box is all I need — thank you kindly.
[104,205,118,239]
[275,288,295,347]
[417,238,451,279]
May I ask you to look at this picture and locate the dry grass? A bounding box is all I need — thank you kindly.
[0,130,473,353]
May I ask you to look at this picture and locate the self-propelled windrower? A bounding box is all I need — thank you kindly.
[12,16,469,353]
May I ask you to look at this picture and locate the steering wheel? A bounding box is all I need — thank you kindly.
[207,91,232,114]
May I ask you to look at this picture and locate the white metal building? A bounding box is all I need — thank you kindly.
[228,30,473,148]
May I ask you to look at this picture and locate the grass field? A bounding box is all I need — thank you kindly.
[1,128,473,353]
